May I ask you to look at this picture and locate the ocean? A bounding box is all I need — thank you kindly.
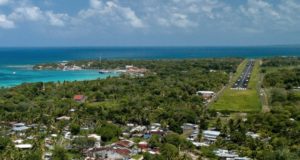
[1,46,300,87]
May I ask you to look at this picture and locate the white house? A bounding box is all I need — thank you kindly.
[214,149,238,159]
[12,123,30,132]
[196,91,215,101]
[203,130,220,142]
[88,134,101,148]
[15,144,33,149]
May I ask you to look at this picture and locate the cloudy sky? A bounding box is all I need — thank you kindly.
[0,0,300,46]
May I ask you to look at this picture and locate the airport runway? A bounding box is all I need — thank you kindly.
[232,60,254,90]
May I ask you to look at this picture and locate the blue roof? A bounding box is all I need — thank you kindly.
[12,126,30,131]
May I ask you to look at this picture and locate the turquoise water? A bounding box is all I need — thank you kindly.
[0,46,300,87]
[0,66,117,87]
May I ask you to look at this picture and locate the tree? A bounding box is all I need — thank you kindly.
[160,143,179,160]
[72,137,95,150]
[215,117,222,130]
[271,88,287,104]
[53,146,69,160]
[0,137,10,151]
[95,123,121,142]
[149,134,160,148]
[169,119,183,134]
[95,91,105,102]
[70,123,80,135]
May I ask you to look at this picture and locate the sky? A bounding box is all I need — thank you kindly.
[0,0,300,47]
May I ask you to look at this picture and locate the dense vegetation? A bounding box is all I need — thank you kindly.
[262,57,300,68]
[0,59,241,159]
[1,58,300,160]
[263,68,300,89]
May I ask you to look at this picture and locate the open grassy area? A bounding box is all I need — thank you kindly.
[211,60,261,112]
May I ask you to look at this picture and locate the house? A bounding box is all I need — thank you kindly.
[51,134,58,138]
[85,147,131,160]
[181,123,198,131]
[69,108,76,112]
[246,132,260,139]
[113,140,134,148]
[13,139,24,144]
[203,130,220,142]
[214,149,238,159]
[126,123,135,127]
[64,131,72,139]
[130,125,147,133]
[196,91,215,101]
[43,152,53,160]
[148,148,160,155]
[214,149,250,160]
[45,137,54,149]
[74,95,86,102]
[12,123,30,132]
[233,157,251,160]
[192,142,209,148]
[125,65,134,69]
[88,134,101,148]
[182,123,199,141]
[138,141,148,152]
[125,65,147,75]
[15,144,33,149]
[143,133,151,139]
[56,116,71,121]
[150,129,164,136]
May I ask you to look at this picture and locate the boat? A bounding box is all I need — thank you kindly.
[99,70,110,74]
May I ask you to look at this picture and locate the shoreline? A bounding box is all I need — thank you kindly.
[0,68,119,88]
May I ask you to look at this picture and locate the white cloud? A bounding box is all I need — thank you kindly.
[1,0,300,34]
[9,6,44,21]
[145,0,231,29]
[5,2,71,28]
[90,0,102,9]
[240,0,281,21]
[46,11,69,27]
[78,0,145,28]
[0,0,9,6]
[0,14,15,29]
[159,13,196,28]
[115,3,144,28]
[237,0,300,32]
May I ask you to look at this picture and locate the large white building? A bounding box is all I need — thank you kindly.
[203,130,220,142]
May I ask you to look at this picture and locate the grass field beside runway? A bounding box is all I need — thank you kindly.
[211,60,261,112]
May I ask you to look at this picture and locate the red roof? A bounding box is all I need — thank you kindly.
[85,147,131,157]
[114,148,131,156]
[74,95,84,101]
[115,140,133,148]
[138,142,148,149]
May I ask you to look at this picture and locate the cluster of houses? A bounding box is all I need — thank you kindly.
[35,61,83,71]
[84,123,165,159]
[125,65,147,76]
[0,94,262,160]
[181,123,221,148]
[180,122,255,160]
[99,65,147,78]
[3,119,258,160]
